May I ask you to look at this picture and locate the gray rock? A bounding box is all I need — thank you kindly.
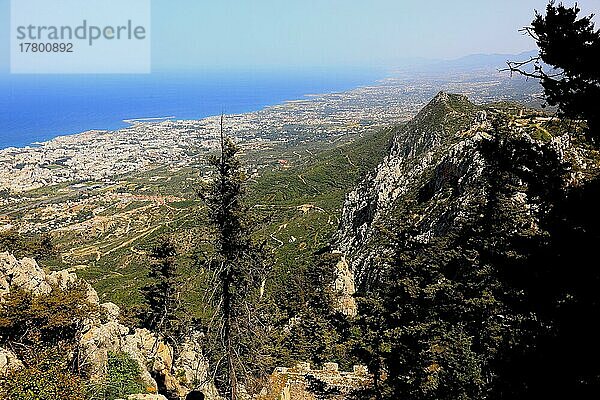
[0,252,98,303]
[0,252,51,296]
[0,347,23,376]
[124,395,169,400]
[334,93,592,293]
[0,252,215,399]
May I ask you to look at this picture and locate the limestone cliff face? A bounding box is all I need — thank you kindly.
[334,92,589,291]
[0,252,217,400]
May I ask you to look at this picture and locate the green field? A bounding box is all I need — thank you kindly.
[0,127,396,308]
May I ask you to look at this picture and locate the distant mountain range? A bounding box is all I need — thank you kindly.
[393,50,539,74]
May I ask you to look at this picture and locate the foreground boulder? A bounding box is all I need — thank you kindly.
[0,252,98,303]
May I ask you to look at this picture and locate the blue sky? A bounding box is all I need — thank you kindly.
[1,0,599,72]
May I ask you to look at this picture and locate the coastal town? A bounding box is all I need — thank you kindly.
[0,69,539,194]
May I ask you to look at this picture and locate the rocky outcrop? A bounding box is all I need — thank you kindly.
[259,362,372,400]
[332,251,356,316]
[0,252,216,400]
[122,395,169,400]
[335,92,485,289]
[0,252,98,304]
[0,347,23,376]
[334,92,595,291]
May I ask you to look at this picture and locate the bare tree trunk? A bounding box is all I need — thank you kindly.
[223,267,237,400]
[373,357,382,400]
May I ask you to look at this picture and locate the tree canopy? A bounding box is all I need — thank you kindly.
[507,1,600,140]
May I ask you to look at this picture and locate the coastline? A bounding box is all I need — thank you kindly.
[0,68,542,193]
[1,76,390,152]
[124,116,176,124]
[0,69,386,150]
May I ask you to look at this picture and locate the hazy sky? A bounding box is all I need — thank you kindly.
[1,0,599,72]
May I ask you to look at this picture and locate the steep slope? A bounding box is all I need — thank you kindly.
[336,92,485,288]
[335,91,596,291]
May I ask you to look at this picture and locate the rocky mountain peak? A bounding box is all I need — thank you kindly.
[334,92,590,292]
[335,94,483,270]
[427,91,471,111]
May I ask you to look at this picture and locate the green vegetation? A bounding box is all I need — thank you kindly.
[1,366,87,400]
[4,4,599,398]
[28,127,394,311]
[277,252,355,369]
[197,131,270,399]
[508,2,600,142]
[140,238,186,345]
[0,230,57,264]
[0,282,97,349]
[251,128,395,316]
[0,282,96,400]
[96,352,148,400]
[351,113,600,399]
[0,281,150,400]
[349,5,600,398]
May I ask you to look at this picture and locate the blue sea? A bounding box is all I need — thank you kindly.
[0,68,384,149]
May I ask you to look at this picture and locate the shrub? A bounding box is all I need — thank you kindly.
[95,351,147,400]
[0,367,87,400]
[0,280,99,399]
[0,230,57,262]
[0,281,97,349]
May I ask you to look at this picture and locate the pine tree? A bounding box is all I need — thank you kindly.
[352,295,389,400]
[283,252,352,367]
[198,116,268,400]
[141,237,183,348]
[506,2,600,141]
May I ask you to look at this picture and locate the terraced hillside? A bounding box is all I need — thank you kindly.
[0,128,395,307]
